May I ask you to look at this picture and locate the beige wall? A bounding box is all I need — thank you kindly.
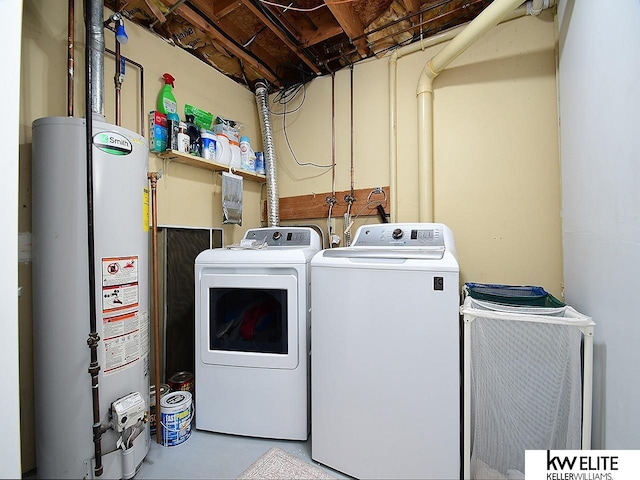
[271,10,562,296]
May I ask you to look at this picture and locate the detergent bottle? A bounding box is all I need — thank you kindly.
[239,136,255,172]
[157,73,180,122]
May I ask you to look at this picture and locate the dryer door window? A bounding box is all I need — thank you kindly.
[198,273,299,369]
[209,288,287,354]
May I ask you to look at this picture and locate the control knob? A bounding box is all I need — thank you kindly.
[392,228,403,240]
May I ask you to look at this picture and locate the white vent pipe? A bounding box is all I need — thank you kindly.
[416,0,525,222]
[388,0,553,222]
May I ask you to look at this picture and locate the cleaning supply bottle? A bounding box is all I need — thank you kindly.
[185,114,201,156]
[239,136,255,172]
[158,73,180,151]
[157,73,180,122]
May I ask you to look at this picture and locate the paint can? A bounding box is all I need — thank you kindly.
[149,383,170,435]
[160,391,193,447]
[168,371,194,396]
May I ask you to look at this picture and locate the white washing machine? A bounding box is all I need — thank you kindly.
[195,227,320,440]
[311,223,460,479]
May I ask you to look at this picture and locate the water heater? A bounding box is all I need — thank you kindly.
[32,117,150,479]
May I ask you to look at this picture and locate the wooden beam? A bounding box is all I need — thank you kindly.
[269,186,390,221]
[402,0,421,16]
[158,0,280,84]
[323,0,369,58]
[240,0,322,74]
[143,0,167,23]
[196,7,283,75]
[402,0,420,37]
[212,0,240,19]
[297,10,344,48]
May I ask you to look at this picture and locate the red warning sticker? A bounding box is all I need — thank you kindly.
[101,256,140,375]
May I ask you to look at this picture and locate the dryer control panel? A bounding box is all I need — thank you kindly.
[352,223,445,247]
[244,227,318,247]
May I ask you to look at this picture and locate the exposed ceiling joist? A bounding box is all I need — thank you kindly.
[323,0,369,58]
[209,0,238,19]
[402,0,420,37]
[109,0,517,89]
[297,11,344,47]
[241,0,322,74]
[161,0,280,84]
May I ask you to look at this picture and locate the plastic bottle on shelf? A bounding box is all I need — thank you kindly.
[157,73,180,151]
[177,122,189,153]
[200,129,217,160]
[157,73,180,123]
[185,114,201,156]
[239,136,255,172]
[254,152,265,175]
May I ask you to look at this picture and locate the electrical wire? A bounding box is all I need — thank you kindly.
[271,84,304,112]
[258,0,358,13]
[121,420,144,450]
[268,80,334,169]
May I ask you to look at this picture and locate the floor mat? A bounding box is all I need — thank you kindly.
[238,447,334,479]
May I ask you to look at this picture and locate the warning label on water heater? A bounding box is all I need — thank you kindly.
[102,256,140,375]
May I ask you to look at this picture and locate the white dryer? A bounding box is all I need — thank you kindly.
[195,227,320,440]
[311,223,460,479]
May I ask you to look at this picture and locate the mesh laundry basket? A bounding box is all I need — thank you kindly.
[464,282,565,308]
[460,292,594,480]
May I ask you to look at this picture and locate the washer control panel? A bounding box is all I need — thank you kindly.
[244,227,314,247]
[352,223,445,247]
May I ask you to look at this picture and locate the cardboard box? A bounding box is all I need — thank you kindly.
[149,111,167,152]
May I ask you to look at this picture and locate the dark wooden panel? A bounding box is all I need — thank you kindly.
[268,186,390,221]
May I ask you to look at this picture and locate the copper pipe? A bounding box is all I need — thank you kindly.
[147,171,162,444]
[367,0,489,52]
[351,0,487,43]
[105,49,145,136]
[115,42,122,125]
[67,0,74,116]
[349,64,354,199]
[331,72,336,199]
[139,58,145,137]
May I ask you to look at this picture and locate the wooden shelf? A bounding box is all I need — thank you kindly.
[156,150,266,182]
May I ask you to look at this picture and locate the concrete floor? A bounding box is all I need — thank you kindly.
[135,428,346,479]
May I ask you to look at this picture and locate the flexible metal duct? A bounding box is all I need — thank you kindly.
[255,81,280,227]
[88,0,105,117]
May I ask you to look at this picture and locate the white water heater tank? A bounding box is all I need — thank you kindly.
[32,117,150,479]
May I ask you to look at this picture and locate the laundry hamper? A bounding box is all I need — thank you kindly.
[460,284,595,480]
